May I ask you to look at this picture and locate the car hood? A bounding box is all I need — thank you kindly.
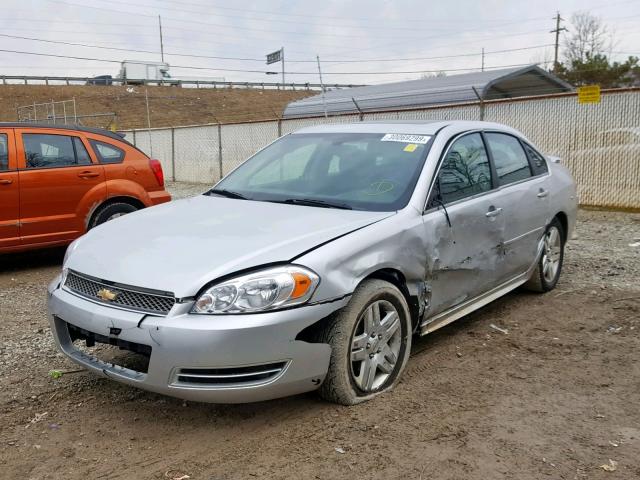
[66,195,394,297]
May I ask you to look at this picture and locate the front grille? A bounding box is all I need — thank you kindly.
[64,270,176,315]
[174,362,288,387]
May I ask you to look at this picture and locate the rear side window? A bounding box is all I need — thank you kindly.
[23,134,92,169]
[0,134,8,171]
[485,133,532,186]
[437,132,492,203]
[91,140,125,164]
[523,143,549,176]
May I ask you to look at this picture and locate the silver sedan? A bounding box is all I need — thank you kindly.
[48,121,577,405]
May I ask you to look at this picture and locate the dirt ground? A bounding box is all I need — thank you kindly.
[0,85,313,129]
[0,187,639,479]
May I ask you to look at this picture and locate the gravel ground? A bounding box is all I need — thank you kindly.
[1,184,639,479]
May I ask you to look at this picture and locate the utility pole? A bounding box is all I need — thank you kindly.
[280,47,285,88]
[550,12,567,72]
[158,15,165,63]
[481,47,485,72]
[316,55,328,118]
[145,88,153,157]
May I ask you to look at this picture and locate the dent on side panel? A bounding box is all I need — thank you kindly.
[423,197,507,318]
[299,211,430,312]
[300,202,507,326]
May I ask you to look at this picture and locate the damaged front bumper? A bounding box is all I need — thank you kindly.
[47,276,347,403]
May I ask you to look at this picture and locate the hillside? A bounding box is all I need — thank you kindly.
[0,85,315,129]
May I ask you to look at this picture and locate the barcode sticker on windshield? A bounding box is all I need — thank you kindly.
[381,133,430,144]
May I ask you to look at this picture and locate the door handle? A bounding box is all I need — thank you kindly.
[537,189,549,198]
[0,178,12,185]
[78,171,100,178]
[485,207,503,218]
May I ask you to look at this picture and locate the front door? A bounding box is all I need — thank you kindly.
[0,129,20,249]
[422,132,505,317]
[16,129,106,246]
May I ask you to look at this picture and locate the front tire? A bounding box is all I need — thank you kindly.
[318,279,412,405]
[524,217,565,292]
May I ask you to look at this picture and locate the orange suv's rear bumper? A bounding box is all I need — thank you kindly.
[149,190,172,205]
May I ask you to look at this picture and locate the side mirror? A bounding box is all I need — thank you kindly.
[428,179,452,227]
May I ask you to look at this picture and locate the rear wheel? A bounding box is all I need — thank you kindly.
[89,202,138,229]
[524,217,565,292]
[318,279,412,405]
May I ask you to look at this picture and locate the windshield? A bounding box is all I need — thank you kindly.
[213,132,433,211]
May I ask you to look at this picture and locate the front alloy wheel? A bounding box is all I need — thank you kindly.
[318,279,412,405]
[350,300,402,392]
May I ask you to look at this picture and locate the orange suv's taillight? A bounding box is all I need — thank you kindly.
[149,159,165,187]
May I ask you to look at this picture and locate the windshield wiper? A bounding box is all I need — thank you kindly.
[275,198,353,210]
[205,188,248,200]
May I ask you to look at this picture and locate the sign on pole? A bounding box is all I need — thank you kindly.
[266,50,282,65]
[577,85,601,104]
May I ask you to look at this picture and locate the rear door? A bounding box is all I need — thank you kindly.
[0,129,20,248]
[484,132,550,280]
[16,129,106,246]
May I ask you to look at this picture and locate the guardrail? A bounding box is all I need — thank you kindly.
[0,75,364,90]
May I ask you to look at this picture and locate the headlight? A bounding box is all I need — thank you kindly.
[192,265,320,314]
[60,267,69,287]
[63,239,79,266]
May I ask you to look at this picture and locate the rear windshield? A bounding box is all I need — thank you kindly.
[215,132,433,211]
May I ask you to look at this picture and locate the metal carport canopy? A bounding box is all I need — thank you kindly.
[282,65,573,118]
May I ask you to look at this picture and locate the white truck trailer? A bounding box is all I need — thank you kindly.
[118,61,177,84]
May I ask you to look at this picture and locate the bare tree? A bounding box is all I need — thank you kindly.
[564,12,612,63]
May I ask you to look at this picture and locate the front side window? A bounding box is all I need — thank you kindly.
[436,133,492,204]
[215,133,433,211]
[485,133,532,186]
[0,134,8,171]
[91,140,125,164]
[22,134,91,169]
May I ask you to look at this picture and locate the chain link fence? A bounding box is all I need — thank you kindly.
[124,88,640,210]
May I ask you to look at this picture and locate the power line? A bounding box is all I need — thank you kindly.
[103,0,551,32]
[47,0,555,42]
[0,34,556,66]
[155,0,552,26]
[322,45,555,64]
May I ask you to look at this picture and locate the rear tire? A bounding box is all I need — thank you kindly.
[524,217,565,292]
[89,202,138,229]
[318,279,412,405]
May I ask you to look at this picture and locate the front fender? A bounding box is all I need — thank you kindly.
[297,210,427,303]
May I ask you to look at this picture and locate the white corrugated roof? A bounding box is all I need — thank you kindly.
[283,65,573,118]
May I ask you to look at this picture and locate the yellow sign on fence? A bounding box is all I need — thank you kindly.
[577,85,601,104]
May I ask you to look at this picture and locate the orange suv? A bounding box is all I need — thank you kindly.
[0,123,171,253]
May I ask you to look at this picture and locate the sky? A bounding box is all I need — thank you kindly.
[0,0,639,85]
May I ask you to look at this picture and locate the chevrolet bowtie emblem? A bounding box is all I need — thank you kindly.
[96,288,118,301]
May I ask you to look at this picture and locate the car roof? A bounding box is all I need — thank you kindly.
[292,120,522,136]
[0,122,129,143]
